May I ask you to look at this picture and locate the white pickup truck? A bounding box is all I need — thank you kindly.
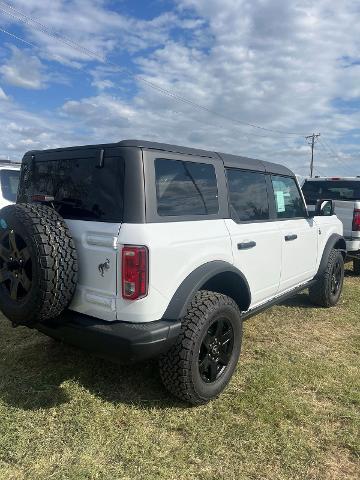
[302,177,360,274]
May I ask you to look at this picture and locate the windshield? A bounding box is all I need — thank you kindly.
[0,169,20,202]
[18,155,124,222]
[302,180,360,204]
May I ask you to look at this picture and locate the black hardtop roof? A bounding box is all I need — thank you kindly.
[24,139,294,176]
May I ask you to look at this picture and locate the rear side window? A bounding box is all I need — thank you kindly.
[155,159,219,216]
[226,169,269,221]
[271,175,307,219]
[0,169,20,202]
[302,180,360,204]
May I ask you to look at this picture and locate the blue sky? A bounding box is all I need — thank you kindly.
[0,0,359,177]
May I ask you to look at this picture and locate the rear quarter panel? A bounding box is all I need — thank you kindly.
[313,215,344,270]
[115,220,233,323]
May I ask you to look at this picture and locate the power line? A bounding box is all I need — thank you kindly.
[0,26,34,47]
[0,27,309,146]
[317,138,358,176]
[0,1,105,60]
[318,138,349,167]
[0,0,311,138]
[320,137,348,164]
[0,26,67,64]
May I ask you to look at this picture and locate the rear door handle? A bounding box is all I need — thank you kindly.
[285,234,298,241]
[238,241,257,250]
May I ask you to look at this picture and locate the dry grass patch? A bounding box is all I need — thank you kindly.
[0,271,358,479]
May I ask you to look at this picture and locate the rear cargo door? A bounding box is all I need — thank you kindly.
[19,146,125,321]
[65,219,121,321]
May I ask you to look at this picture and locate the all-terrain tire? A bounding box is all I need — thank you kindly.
[353,258,360,276]
[0,203,78,325]
[309,249,344,307]
[159,290,242,405]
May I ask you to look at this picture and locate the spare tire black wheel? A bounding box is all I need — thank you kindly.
[0,203,78,326]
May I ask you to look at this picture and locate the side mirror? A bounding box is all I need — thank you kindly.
[315,199,335,217]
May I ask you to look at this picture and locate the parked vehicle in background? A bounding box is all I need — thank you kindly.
[302,177,360,274]
[0,160,21,208]
[0,141,346,404]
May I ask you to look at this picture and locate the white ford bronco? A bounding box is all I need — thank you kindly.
[302,177,360,274]
[0,140,346,404]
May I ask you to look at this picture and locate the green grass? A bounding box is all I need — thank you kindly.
[0,270,359,480]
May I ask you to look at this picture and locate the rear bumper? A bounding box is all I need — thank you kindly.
[345,238,360,257]
[36,310,181,363]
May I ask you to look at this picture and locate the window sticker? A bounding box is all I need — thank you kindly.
[275,190,286,212]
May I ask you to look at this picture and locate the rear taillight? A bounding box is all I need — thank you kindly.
[353,209,360,231]
[121,246,148,300]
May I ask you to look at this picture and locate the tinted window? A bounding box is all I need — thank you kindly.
[226,169,269,221]
[18,156,124,222]
[0,169,20,202]
[271,175,306,219]
[155,159,218,216]
[302,180,360,204]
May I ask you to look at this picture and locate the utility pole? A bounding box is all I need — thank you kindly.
[305,133,321,178]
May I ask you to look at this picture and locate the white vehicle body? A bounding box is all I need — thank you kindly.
[333,200,360,253]
[0,161,21,208]
[302,177,360,257]
[17,142,342,325]
[66,212,342,324]
[2,141,345,404]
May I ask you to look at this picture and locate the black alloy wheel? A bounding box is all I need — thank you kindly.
[0,229,32,301]
[159,290,242,405]
[199,317,234,383]
[330,256,342,296]
[309,248,344,307]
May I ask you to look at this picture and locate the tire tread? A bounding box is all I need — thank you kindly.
[159,290,240,405]
[1,203,77,324]
[309,249,343,307]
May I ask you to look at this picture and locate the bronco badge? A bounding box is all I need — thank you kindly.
[98,258,110,277]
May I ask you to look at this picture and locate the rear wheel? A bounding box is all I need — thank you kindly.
[159,290,242,405]
[309,249,344,307]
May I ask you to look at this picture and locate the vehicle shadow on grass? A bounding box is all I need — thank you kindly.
[281,292,314,309]
[344,267,357,277]
[281,268,355,309]
[0,320,184,411]
[1,269,356,411]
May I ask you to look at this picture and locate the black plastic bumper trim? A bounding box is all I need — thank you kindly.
[36,310,181,363]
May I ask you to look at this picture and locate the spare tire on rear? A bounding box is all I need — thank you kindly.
[0,203,78,326]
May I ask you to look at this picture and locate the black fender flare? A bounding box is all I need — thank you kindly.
[316,233,346,278]
[162,261,251,320]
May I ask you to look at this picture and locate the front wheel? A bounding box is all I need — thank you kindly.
[159,290,242,405]
[309,249,344,307]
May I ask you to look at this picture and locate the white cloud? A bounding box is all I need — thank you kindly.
[0,0,359,175]
[0,86,9,100]
[0,45,47,89]
[0,0,200,65]
[91,78,114,91]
